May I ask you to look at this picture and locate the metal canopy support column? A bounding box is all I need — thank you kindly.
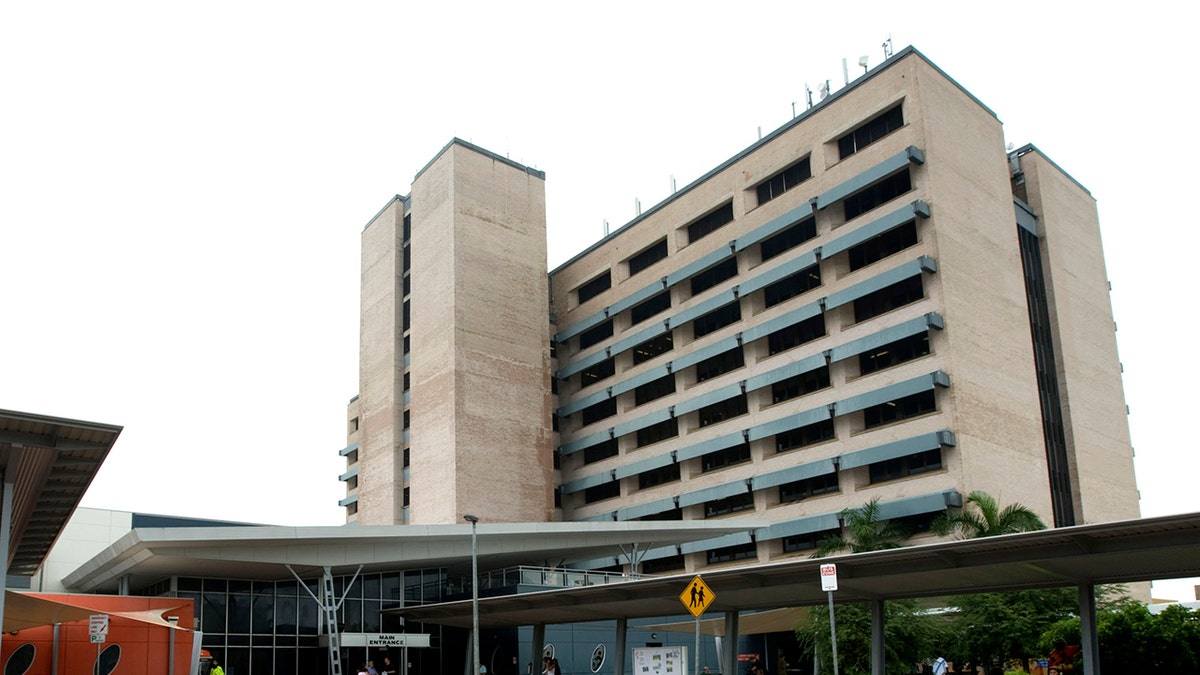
[288,563,363,675]
[869,599,885,675]
[722,611,739,675]
[1079,583,1099,675]
[615,618,627,675]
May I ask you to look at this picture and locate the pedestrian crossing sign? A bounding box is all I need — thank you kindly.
[679,575,715,618]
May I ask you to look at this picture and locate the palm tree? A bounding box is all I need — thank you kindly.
[812,497,910,557]
[931,490,1046,539]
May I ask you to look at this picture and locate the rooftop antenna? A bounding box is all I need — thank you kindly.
[858,55,869,74]
[882,35,894,59]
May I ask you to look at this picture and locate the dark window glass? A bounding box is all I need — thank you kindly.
[844,169,912,221]
[779,473,839,502]
[705,491,755,518]
[691,257,738,296]
[633,333,673,364]
[577,271,612,304]
[756,157,812,205]
[638,462,681,489]
[687,202,735,243]
[838,104,904,159]
[636,418,679,447]
[848,220,918,271]
[763,264,822,308]
[693,302,741,339]
[578,320,614,349]
[853,275,924,322]
[771,365,831,403]
[580,357,616,386]
[783,527,841,553]
[628,239,668,276]
[707,541,757,564]
[760,216,817,262]
[631,291,671,325]
[767,313,826,355]
[859,331,931,375]
[634,374,676,406]
[695,347,744,382]
[581,398,617,426]
[582,438,619,464]
[869,448,943,483]
[701,443,751,473]
[583,481,621,504]
[863,390,936,429]
[776,419,835,452]
[697,394,748,427]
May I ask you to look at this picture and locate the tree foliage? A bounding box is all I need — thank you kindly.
[812,498,909,558]
[931,490,1046,539]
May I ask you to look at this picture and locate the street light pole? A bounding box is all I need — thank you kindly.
[464,514,481,675]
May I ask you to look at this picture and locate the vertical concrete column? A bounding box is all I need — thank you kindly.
[615,618,627,675]
[722,611,739,675]
[869,599,885,675]
[1078,583,1098,675]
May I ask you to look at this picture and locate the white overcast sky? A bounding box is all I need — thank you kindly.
[3,3,1198,599]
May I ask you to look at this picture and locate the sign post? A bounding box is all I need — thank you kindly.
[819,565,839,675]
[680,576,715,675]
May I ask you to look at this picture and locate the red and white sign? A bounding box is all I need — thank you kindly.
[819,563,838,592]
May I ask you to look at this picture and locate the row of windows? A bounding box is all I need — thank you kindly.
[566,101,908,315]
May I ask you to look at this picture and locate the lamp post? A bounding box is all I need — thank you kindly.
[464,514,481,675]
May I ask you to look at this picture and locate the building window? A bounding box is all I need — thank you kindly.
[583,481,621,504]
[868,448,942,483]
[767,314,826,355]
[853,275,924,322]
[578,320,614,350]
[844,169,912,221]
[697,394,748,427]
[763,264,822,308]
[693,302,742,339]
[628,239,669,276]
[632,333,673,364]
[776,419,835,452]
[859,332,930,376]
[705,491,755,518]
[687,202,734,244]
[848,220,918,271]
[701,443,751,473]
[782,527,840,553]
[580,357,616,386]
[695,347,744,382]
[691,257,738,296]
[779,473,839,503]
[863,390,936,430]
[638,462,681,489]
[771,365,831,403]
[634,374,676,406]
[756,157,812,206]
[707,541,757,564]
[636,418,679,447]
[582,439,619,465]
[581,398,617,426]
[838,104,904,159]
[761,216,817,262]
[630,291,672,326]
[577,271,612,305]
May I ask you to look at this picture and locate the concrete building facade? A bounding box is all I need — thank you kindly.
[340,46,1139,574]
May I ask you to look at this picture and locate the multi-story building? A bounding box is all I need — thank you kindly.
[341,46,1139,575]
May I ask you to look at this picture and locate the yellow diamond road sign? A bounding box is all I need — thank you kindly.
[679,575,715,618]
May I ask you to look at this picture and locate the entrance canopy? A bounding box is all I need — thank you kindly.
[386,511,1200,628]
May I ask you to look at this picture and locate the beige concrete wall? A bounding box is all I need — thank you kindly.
[356,198,405,525]
[1019,150,1140,523]
[409,141,553,525]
